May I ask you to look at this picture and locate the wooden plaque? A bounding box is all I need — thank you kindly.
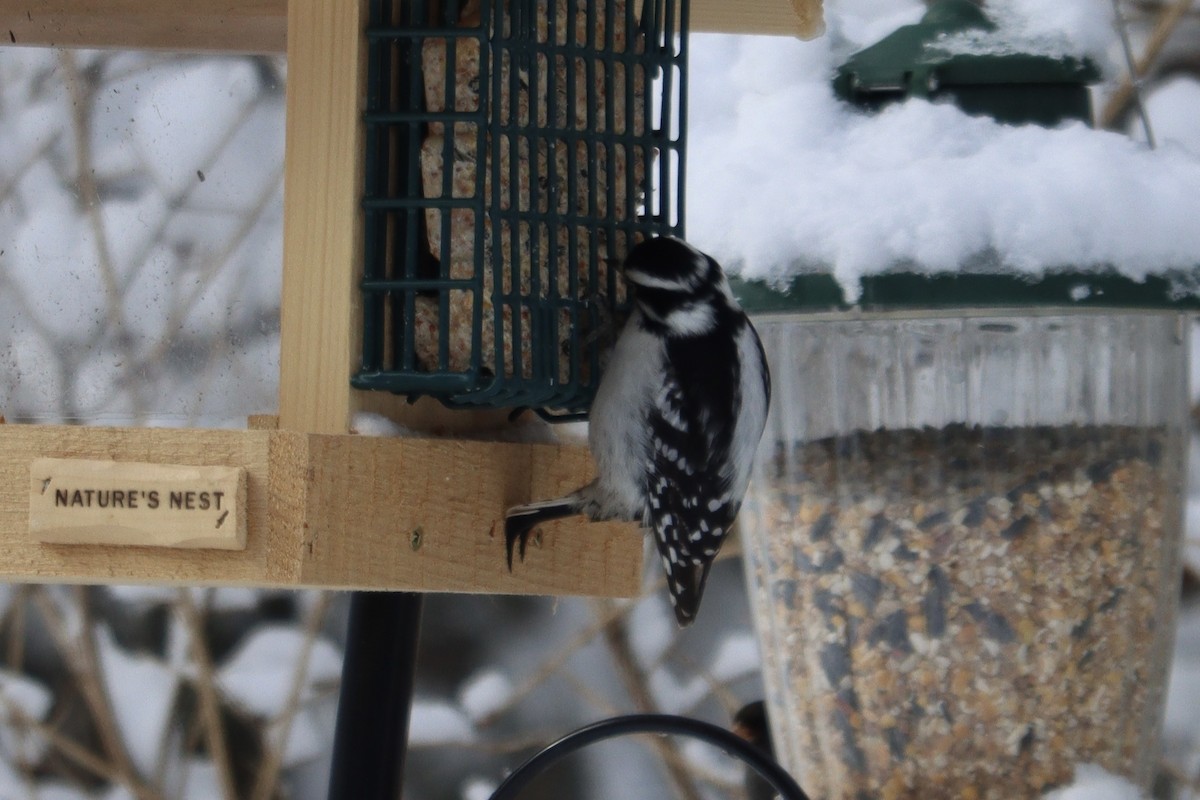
[29,458,247,550]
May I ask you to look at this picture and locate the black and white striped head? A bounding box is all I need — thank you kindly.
[622,236,737,336]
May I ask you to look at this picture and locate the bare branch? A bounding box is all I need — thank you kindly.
[473,599,637,728]
[1101,0,1196,127]
[595,599,707,800]
[30,587,157,800]
[248,592,334,800]
[57,51,128,338]
[176,590,239,800]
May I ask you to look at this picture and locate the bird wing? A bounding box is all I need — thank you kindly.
[645,364,737,627]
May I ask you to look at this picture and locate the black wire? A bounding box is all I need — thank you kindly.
[488,713,811,800]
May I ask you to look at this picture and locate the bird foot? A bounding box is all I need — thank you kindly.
[504,517,534,572]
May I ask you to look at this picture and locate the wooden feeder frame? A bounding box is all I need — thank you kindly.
[0,0,823,597]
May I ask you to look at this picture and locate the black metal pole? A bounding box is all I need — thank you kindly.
[328,591,423,800]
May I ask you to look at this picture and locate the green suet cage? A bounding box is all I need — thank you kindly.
[355,0,688,412]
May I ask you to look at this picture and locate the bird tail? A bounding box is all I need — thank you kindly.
[504,497,580,569]
[666,559,713,628]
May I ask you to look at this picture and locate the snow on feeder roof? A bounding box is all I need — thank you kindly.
[684,4,1200,309]
[833,0,1099,127]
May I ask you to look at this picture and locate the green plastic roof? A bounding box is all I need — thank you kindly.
[832,0,1099,109]
[733,271,1200,314]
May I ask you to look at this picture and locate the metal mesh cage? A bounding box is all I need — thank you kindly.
[355,0,688,412]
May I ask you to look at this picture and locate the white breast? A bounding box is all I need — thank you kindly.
[588,312,662,519]
[727,322,769,502]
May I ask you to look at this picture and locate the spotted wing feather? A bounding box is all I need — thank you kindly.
[646,365,739,627]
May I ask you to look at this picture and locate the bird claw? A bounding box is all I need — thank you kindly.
[504,518,532,572]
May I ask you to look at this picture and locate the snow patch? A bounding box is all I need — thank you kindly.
[409,700,475,745]
[462,777,499,800]
[271,708,326,767]
[28,783,93,800]
[1041,764,1143,799]
[351,412,418,437]
[459,669,514,723]
[217,626,343,717]
[171,758,224,800]
[95,625,179,776]
[108,586,261,612]
[133,60,262,198]
[0,669,53,763]
[1141,76,1200,155]
[648,668,710,714]
[628,595,674,667]
[938,0,1116,66]
[681,738,743,784]
[709,632,762,681]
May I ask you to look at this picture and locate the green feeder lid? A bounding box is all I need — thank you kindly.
[732,270,1200,315]
[832,0,1100,126]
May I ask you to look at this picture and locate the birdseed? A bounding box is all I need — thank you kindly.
[742,424,1182,800]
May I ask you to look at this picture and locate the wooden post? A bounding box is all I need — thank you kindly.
[278,0,369,435]
[277,0,511,437]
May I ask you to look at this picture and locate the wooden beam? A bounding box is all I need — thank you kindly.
[0,0,285,52]
[0,0,824,51]
[0,424,643,596]
[697,0,824,39]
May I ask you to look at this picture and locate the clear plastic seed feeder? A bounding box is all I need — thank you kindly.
[739,285,1189,799]
[736,4,1192,798]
